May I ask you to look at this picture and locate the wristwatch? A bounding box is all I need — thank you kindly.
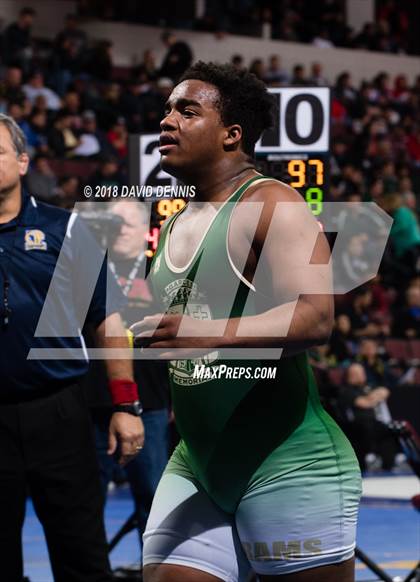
[113,400,143,416]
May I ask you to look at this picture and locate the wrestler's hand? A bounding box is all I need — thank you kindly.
[108,413,145,466]
[130,313,225,359]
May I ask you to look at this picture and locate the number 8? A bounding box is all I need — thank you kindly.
[305,188,323,216]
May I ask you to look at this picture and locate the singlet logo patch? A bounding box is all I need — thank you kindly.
[163,279,219,386]
[24,229,47,251]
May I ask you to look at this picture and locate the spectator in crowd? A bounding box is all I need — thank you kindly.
[309,61,328,85]
[340,233,372,289]
[328,10,353,47]
[139,49,158,81]
[7,101,31,142]
[312,27,334,48]
[1,7,36,72]
[380,193,420,282]
[392,285,420,338]
[138,77,173,134]
[334,71,358,109]
[76,0,416,55]
[393,74,411,102]
[334,191,390,293]
[290,64,308,86]
[406,126,420,163]
[47,110,79,157]
[353,23,379,52]
[328,314,356,364]
[72,110,111,158]
[51,38,82,96]
[94,83,123,131]
[263,55,289,86]
[107,117,128,159]
[24,153,58,202]
[231,54,245,72]
[52,14,87,94]
[345,287,386,338]
[119,74,156,133]
[61,90,83,121]
[197,0,232,33]
[31,95,50,120]
[338,363,398,471]
[356,338,395,388]
[88,155,125,190]
[121,72,168,133]
[24,109,49,154]
[277,8,300,42]
[368,178,385,202]
[23,72,61,111]
[54,13,88,60]
[56,174,80,207]
[1,67,26,104]
[86,40,114,82]
[377,0,408,53]
[159,31,193,82]
[368,275,392,321]
[248,58,265,80]
[309,344,332,367]
[399,177,417,207]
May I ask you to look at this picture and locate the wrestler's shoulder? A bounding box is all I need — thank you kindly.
[243,177,305,204]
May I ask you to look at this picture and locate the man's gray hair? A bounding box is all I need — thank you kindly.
[0,113,27,156]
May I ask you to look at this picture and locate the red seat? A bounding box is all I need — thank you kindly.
[111,66,132,81]
[49,159,99,180]
[409,340,420,361]
[384,339,411,362]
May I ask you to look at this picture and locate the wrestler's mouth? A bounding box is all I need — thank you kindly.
[159,144,178,154]
[159,134,179,153]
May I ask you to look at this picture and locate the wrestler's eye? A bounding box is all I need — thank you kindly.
[183,110,196,117]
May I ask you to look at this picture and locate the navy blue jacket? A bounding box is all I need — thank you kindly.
[0,193,124,398]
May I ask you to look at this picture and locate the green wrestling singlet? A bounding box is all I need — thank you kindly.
[149,175,360,514]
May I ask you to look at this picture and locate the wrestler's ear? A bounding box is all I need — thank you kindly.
[223,124,243,150]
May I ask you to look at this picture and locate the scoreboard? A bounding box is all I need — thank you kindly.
[255,86,330,217]
[255,155,328,216]
[128,87,331,253]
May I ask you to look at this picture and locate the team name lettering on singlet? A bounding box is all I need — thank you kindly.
[242,539,322,561]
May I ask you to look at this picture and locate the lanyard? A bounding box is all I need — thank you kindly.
[108,252,145,297]
[0,263,11,328]
[0,221,20,329]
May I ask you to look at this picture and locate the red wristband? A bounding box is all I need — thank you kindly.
[109,379,139,405]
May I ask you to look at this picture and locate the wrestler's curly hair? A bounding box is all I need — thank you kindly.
[179,61,276,156]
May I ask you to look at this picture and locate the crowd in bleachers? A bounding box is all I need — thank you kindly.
[77,0,414,55]
[1,8,420,473]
